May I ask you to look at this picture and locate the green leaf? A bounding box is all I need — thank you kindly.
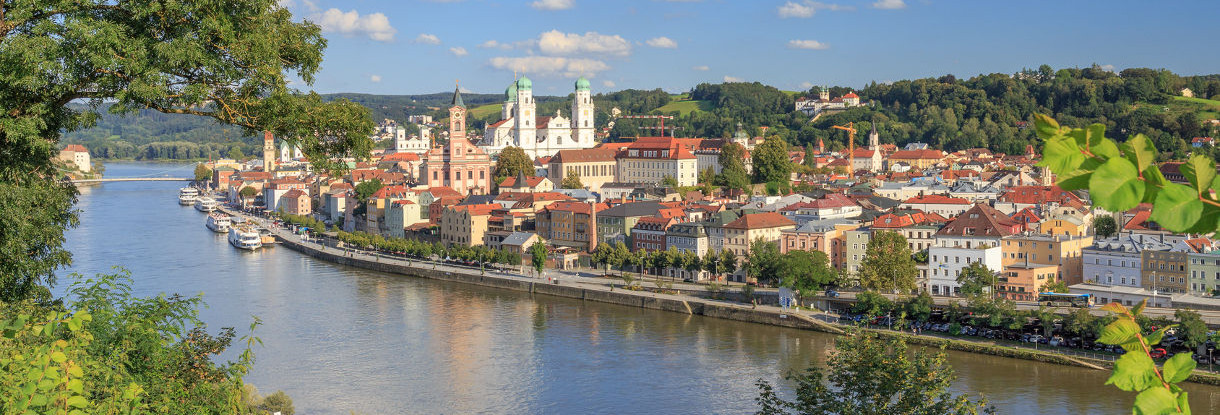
[1039,136,1086,174]
[1182,203,1220,235]
[1176,391,1191,415]
[1108,350,1159,391]
[1131,299,1147,316]
[1181,153,1217,197]
[1033,114,1061,140]
[50,351,66,363]
[1163,353,1196,384]
[1145,326,1169,348]
[1100,302,1128,314]
[1149,183,1205,233]
[1142,165,1168,204]
[1090,157,1145,212]
[1086,123,1121,159]
[66,396,88,408]
[1122,134,1159,173]
[1133,387,1177,415]
[1099,318,1141,345]
[1055,158,1104,191]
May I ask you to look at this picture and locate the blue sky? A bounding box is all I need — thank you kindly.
[279,0,1220,96]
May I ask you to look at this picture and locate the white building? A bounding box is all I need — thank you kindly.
[479,76,596,159]
[615,137,698,186]
[385,200,424,238]
[927,204,1020,296]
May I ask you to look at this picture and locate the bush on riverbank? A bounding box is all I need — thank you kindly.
[277,212,327,232]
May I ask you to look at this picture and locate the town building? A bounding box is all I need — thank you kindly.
[631,217,675,252]
[536,201,604,252]
[439,203,500,247]
[928,204,1021,296]
[421,85,494,196]
[58,144,91,173]
[498,173,554,194]
[547,148,618,192]
[781,219,856,269]
[385,200,424,239]
[1143,250,1189,295]
[723,212,797,277]
[899,194,972,218]
[479,76,596,158]
[1187,251,1220,295]
[615,137,699,186]
[1001,233,1093,285]
[278,189,311,216]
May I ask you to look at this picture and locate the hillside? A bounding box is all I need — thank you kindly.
[60,65,1220,161]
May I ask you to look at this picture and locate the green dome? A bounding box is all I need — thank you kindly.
[516,75,532,91]
[575,76,590,91]
[505,82,518,101]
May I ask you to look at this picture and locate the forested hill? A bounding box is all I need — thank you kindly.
[62,65,1220,161]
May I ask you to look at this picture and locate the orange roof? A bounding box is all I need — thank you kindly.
[891,149,943,160]
[282,189,307,199]
[544,201,608,215]
[62,144,88,153]
[551,148,617,163]
[620,137,697,160]
[936,204,1022,237]
[842,92,859,98]
[449,203,500,216]
[371,185,410,199]
[903,194,970,205]
[426,186,463,200]
[999,185,1085,209]
[724,212,795,230]
[499,175,549,188]
[381,152,420,162]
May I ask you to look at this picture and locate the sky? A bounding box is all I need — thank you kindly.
[278,0,1220,96]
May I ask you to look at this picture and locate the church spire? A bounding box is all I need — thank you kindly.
[451,80,465,108]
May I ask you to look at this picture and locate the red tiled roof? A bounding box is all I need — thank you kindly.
[1011,207,1041,223]
[842,92,859,98]
[620,137,697,160]
[281,189,307,199]
[371,185,410,199]
[487,119,510,128]
[381,152,420,162]
[851,148,877,158]
[724,212,796,230]
[449,203,500,216]
[544,201,608,215]
[891,149,943,160]
[936,204,1021,237]
[552,148,617,163]
[1124,210,1152,230]
[903,194,970,205]
[426,186,463,200]
[499,175,549,188]
[62,144,88,153]
[999,185,1085,209]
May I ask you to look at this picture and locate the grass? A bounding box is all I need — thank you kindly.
[468,103,503,120]
[1134,96,1220,121]
[655,99,713,116]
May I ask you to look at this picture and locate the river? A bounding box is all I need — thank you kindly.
[61,162,1220,414]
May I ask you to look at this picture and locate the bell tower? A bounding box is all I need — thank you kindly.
[262,131,275,172]
[449,81,467,141]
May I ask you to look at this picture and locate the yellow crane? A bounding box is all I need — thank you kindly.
[832,122,857,178]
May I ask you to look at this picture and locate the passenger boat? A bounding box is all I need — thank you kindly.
[205,213,231,233]
[228,226,263,250]
[194,197,219,212]
[178,187,199,205]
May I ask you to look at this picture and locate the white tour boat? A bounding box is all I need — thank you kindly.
[205,213,231,233]
[178,187,199,205]
[228,226,263,250]
[194,197,219,212]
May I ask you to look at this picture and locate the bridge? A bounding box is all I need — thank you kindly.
[72,177,192,184]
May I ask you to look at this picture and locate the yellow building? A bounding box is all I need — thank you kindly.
[1001,233,1093,285]
[440,203,500,247]
[1040,216,1087,237]
[999,262,1059,301]
[548,148,618,191]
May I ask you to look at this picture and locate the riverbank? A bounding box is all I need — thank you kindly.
[250,220,1220,386]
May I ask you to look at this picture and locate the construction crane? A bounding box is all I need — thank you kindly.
[832,122,857,178]
[620,115,677,138]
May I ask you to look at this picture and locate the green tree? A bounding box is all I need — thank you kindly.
[1093,215,1118,239]
[194,163,213,183]
[493,146,535,183]
[720,249,739,280]
[561,170,584,189]
[661,175,679,187]
[1043,279,1070,293]
[781,250,836,301]
[755,331,994,415]
[746,238,782,286]
[702,250,723,281]
[239,186,258,207]
[529,242,547,276]
[354,178,384,201]
[683,250,703,281]
[718,142,751,192]
[905,292,935,322]
[1097,301,1193,415]
[956,262,998,298]
[1174,309,1209,349]
[752,137,792,184]
[0,0,375,302]
[227,146,246,160]
[858,231,917,293]
[851,291,894,316]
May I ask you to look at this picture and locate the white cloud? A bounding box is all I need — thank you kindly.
[778,1,852,18]
[602,80,616,87]
[450,47,469,57]
[724,75,743,83]
[531,0,574,10]
[692,65,710,71]
[370,75,382,83]
[312,8,396,42]
[415,33,441,44]
[1100,64,1116,72]
[538,30,631,56]
[489,56,610,77]
[788,39,829,50]
[645,36,678,49]
[799,81,814,89]
[872,0,906,9]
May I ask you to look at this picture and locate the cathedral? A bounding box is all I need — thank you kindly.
[421,84,493,196]
[479,75,597,159]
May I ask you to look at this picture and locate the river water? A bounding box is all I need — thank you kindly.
[61,162,1220,414]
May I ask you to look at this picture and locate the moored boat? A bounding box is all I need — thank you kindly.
[194,197,219,212]
[205,213,231,233]
[178,187,199,205]
[228,226,262,250]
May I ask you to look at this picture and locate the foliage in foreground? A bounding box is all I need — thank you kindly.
[1097,301,1193,415]
[0,270,283,414]
[755,330,994,415]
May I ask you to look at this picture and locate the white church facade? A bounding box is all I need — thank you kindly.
[479,75,597,159]
[376,119,430,155]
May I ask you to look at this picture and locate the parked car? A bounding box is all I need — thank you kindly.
[1150,348,1168,359]
[825,289,839,298]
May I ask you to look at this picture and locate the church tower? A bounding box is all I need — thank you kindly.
[449,83,467,140]
[262,131,275,172]
[571,76,595,146]
[868,122,879,150]
[514,75,537,153]
[502,80,518,121]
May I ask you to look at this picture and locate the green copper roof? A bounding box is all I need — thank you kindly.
[451,85,465,108]
[575,76,590,91]
[516,75,532,91]
[505,82,517,102]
